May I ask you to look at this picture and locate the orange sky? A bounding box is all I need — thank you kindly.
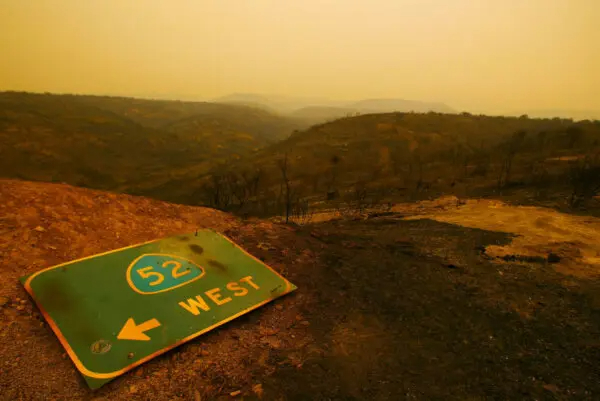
[1,0,599,113]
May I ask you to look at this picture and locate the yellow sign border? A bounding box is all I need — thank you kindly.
[23,231,294,380]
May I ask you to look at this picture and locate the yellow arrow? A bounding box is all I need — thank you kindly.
[117,318,161,341]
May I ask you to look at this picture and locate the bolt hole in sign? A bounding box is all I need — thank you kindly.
[20,229,297,389]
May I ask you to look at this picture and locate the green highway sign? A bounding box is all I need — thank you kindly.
[20,230,297,389]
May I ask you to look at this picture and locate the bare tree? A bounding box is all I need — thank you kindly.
[568,152,600,208]
[326,155,341,199]
[291,194,314,224]
[537,131,548,154]
[448,145,465,182]
[410,151,426,190]
[530,159,549,184]
[471,151,491,178]
[462,154,470,178]
[565,126,584,149]
[352,183,369,215]
[336,181,369,218]
[497,130,527,189]
[200,173,229,209]
[277,153,292,223]
[240,168,262,198]
[225,172,249,210]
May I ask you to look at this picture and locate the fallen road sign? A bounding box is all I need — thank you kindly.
[20,229,297,389]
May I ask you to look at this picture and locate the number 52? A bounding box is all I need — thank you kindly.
[137,261,190,286]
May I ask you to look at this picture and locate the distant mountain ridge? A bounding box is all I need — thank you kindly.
[214,94,600,122]
[213,93,456,119]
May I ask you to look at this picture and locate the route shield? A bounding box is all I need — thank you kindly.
[20,230,297,389]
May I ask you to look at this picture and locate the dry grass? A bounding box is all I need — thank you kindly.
[404,197,600,277]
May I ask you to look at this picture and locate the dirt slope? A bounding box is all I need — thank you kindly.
[0,180,323,400]
[2,180,600,400]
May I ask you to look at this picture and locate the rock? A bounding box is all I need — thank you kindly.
[300,321,310,326]
[261,337,282,349]
[0,296,9,307]
[547,253,561,264]
[474,246,486,254]
[20,300,26,305]
[128,385,138,394]
[33,226,46,232]
[16,305,25,311]
[275,304,283,311]
[230,390,242,397]
[260,328,279,336]
[542,383,560,393]
[257,243,271,251]
[252,384,264,398]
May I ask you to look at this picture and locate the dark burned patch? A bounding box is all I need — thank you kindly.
[177,235,190,242]
[188,244,204,254]
[207,259,227,271]
[35,276,74,314]
[34,275,99,345]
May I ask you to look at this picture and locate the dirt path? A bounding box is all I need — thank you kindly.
[2,182,600,399]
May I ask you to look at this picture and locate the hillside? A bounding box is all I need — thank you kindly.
[199,111,600,217]
[0,92,309,203]
[2,179,600,399]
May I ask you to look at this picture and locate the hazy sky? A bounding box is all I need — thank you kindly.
[1,0,599,113]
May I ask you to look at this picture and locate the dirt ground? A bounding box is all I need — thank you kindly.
[2,180,600,400]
